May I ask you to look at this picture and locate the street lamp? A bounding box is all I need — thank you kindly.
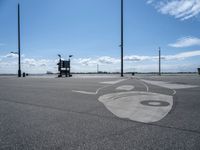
[97,64,99,73]
[57,54,62,77]
[17,3,21,77]
[10,51,21,76]
[11,52,18,55]
[69,55,73,60]
[158,47,161,76]
[68,55,73,77]
[120,0,124,77]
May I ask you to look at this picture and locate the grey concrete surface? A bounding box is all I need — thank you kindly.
[0,75,200,150]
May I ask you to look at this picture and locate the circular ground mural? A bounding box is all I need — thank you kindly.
[98,91,173,123]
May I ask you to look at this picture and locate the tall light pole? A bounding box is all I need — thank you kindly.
[58,54,62,77]
[69,55,73,76]
[159,47,161,76]
[120,0,124,77]
[18,3,21,77]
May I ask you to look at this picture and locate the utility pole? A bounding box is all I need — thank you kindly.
[159,47,161,76]
[120,0,124,77]
[18,3,21,77]
[97,64,99,73]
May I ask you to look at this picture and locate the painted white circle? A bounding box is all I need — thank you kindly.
[98,91,173,123]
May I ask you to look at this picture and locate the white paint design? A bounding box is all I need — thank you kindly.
[100,79,127,84]
[72,79,128,95]
[141,79,199,90]
[172,89,177,95]
[116,85,134,91]
[72,90,97,95]
[98,91,173,123]
[140,81,149,92]
[72,84,110,95]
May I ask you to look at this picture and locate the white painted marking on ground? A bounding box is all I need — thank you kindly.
[72,79,128,95]
[172,90,177,95]
[140,81,149,92]
[116,85,134,91]
[141,79,199,90]
[100,79,127,84]
[98,91,173,123]
[72,84,114,95]
[72,84,110,95]
[72,90,96,95]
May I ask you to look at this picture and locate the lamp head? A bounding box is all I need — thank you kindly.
[11,52,18,54]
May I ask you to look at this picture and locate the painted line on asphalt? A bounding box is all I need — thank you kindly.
[100,79,127,84]
[72,90,97,95]
[139,80,149,92]
[172,89,177,95]
[116,85,135,91]
[134,77,149,92]
[140,79,200,96]
[141,79,199,90]
[72,78,128,95]
[72,85,110,95]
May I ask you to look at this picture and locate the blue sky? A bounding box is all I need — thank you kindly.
[0,0,200,73]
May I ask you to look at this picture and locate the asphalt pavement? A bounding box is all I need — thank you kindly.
[0,74,200,150]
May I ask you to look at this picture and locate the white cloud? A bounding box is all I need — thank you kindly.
[124,50,200,61]
[98,56,120,64]
[23,58,50,67]
[169,37,200,48]
[75,50,200,66]
[74,56,120,66]
[163,50,200,60]
[0,50,200,73]
[124,55,156,61]
[147,0,200,20]
[147,0,154,4]
[3,53,18,59]
[75,58,97,66]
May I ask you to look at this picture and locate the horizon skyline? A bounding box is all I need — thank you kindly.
[0,0,200,73]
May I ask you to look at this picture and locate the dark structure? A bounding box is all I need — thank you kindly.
[22,72,26,77]
[120,0,124,77]
[198,68,200,75]
[57,55,72,77]
[18,3,21,77]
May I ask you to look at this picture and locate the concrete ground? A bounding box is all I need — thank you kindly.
[0,74,200,150]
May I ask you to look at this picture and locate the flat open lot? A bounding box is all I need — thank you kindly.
[0,75,200,150]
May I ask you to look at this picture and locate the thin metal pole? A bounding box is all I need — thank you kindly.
[121,0,124,77]
[159,47,161,76]
[18,3,21,77]
[97,64,99,73]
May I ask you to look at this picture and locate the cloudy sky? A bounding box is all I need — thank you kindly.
[0,0,200,73]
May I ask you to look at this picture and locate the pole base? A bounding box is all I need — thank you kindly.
[18,70,21,77]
